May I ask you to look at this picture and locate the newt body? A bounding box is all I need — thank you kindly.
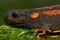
[4,5,60,31]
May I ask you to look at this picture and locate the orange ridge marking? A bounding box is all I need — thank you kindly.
[43,10,60,16]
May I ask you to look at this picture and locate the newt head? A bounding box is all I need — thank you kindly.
[4,10,29,28]
[4,9,43,29]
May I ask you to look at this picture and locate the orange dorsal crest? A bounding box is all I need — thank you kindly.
[43,10,60,16]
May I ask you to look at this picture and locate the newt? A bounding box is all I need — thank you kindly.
[4,5,60,40]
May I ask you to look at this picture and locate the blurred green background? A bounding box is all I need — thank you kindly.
[0,0,60,40]
[0,0,60,25]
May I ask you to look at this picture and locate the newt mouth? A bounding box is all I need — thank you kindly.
[4,15,27,27]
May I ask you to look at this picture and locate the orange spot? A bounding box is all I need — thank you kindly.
[31,12,39,19]
[43,10,60,16]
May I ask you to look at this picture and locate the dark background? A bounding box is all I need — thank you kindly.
[0,0,60,25]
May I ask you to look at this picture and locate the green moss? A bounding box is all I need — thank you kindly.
[0,25,60,40]
[0,25,36,40]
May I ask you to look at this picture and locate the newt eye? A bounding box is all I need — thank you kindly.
[12,12,19,18]
[30,12,39,19]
